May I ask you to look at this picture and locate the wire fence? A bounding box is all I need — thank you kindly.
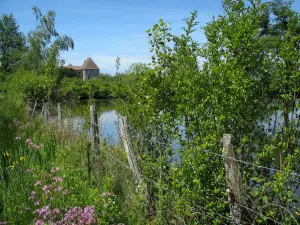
[35,101,300,224]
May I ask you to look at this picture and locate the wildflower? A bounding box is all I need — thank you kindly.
[54,186,63,192]
[296,211,300,216]
[55,167,60,171]
[102,192,112,197]
[20,156,25,161]
[53,208,60,214]
[53,176,62,183]
[42,185,48,191]
[31,191,36,196]
[34,201,40,206]
[0,222,9,225]
[31,144,41,149]
[35,180,42,186]
[35,220,43,225]
[25,138,32,144]
[15,136,21,140]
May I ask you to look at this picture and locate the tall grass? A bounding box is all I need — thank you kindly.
[0,103,145,224]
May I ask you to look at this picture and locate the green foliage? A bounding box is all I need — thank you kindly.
[123,0,300,223]
[22,7,74,72]
[0,13,25,75]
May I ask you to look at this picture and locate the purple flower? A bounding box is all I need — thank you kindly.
[35,220,44,225]
[53,208,60,214]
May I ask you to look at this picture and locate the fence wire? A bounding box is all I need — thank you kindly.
[46,103,299,224]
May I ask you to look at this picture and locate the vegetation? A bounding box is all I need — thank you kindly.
[1,0,300,224]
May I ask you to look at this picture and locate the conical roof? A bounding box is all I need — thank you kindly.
[82,57,99,69]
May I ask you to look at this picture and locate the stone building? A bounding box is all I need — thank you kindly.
[65,57,99,81]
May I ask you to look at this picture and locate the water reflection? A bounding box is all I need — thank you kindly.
[63,109,119,145]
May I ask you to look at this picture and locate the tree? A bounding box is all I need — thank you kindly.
[22,7,74,72]
[115,56,121,75]
[0,13,25,74]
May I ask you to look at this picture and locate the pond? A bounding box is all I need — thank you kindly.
[62,100,120,145]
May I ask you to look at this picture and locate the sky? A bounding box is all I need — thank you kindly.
[1,0,300,74]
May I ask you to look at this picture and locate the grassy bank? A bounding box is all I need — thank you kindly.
[0,104,145,225]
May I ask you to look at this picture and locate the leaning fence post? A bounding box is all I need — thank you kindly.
[222,134,247,225]
[118,116,141,186]
[118,116,149,211]
[90,104,100,157]
[57,103,62,128]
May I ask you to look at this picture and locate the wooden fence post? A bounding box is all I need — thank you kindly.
[57,103,62,128]
[118,116,149,212]
[222,134,247,225]
[44,101,49,123]
[119,116,141,186]
[90,104,100,157]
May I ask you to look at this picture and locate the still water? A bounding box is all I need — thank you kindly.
[63,101,120,145]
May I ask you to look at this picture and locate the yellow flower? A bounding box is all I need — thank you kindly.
[20,156,25,161]
[296,212,300,216]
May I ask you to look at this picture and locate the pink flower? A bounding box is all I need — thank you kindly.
[34,201,40,206]
[31,191,36,196]
[35,180,42,186]
[31,144,41,149]
[25,138,32,144]
[42,185,48,191]
[53,176,62,183]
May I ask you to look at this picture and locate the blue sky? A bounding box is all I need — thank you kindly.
[1,0,300,74]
